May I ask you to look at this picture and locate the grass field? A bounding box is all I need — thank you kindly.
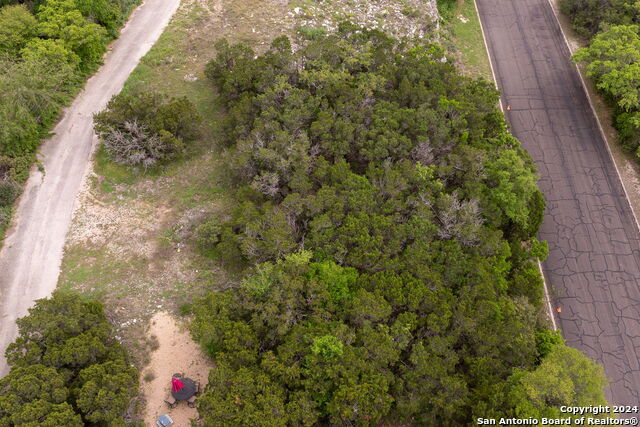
[445,0,493,81]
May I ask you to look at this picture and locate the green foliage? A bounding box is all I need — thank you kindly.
[0,5,37,56]
[296,25,328,40]
[0,364,84,426]
[1,291,137,426]
[436,0,457,21]
[76,0,122,38]
[21,37,79,65]
[485,148,540,230]
[310,335,343,358]
[507,345,608,418]
[574,25,640,159]
[198,363,288,426]
[616,111,640,156]
[94,91,200,169]
[36,0,107,72]
[308,260,357,303]
[0,54,79,158]
[203,29,545,267]
[535,329,564,361]
[191,27,607,426]
[574,25,640,111]
[0,206,10,234]
[75,360,138,424]
[0,178,20,207]
[196,220,221,249]
[560,0,640,39]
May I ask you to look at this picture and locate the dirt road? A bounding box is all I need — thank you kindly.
[0,0,180,376]
[476,0,640,405]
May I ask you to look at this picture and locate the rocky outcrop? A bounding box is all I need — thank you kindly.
[292,0,440,41]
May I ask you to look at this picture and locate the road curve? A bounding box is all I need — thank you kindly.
[476,0,640,405]
[0,0,180,375]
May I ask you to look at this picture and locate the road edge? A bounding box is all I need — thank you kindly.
[542,0,640,238]
[472,0,558,331]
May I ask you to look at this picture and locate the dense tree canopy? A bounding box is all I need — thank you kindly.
[574,25,640,158]
[508,345,608,419]
[192,27,608,425]
[560,0,640,39]
[36,0,107,71]
[0,5,37,56]
[574,25,640,111]
[0,292,137,426]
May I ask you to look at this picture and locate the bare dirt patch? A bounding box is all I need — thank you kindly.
[60,154,224,366]
[140,311,213,426]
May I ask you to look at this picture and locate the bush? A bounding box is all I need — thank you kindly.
[296,25,327,40]
[94,91,200,169]
[560,0,640,39]
[36,0,108,73]
[1,291,137,425]
[0,178,20,207]
[76,0,122,38]
[0,5,38,56]
[0,206,10,232]
[616,111,640,156]
[436,0,456,21]
[573,25,640,160]
[196,220,222,249]
[101,120,174,169]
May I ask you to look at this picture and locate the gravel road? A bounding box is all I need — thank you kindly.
[0,0,180,376]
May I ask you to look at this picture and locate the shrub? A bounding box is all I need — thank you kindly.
[0,178,20,207]
[0,206,10,232]
[0,5,38,56]
[101,120,173,169]
[560,0,640,39]
[1,291,137,425]
[296,25,327,40]
[94,91,200,169]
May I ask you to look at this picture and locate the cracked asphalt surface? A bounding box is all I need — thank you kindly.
[0,0,180,376]
[476,0,640,405]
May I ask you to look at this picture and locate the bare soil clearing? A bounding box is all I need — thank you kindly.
[140,311,212,427]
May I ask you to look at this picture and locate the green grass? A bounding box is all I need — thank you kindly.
[94,145,139,187]
[0,205,12,246]
[447,0,493,81]
[59,247,149,299]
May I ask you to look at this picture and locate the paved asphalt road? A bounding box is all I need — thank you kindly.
[476,0,640,405]
[0,0,180,376]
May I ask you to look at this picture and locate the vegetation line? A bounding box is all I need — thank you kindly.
[471,0,558,331]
